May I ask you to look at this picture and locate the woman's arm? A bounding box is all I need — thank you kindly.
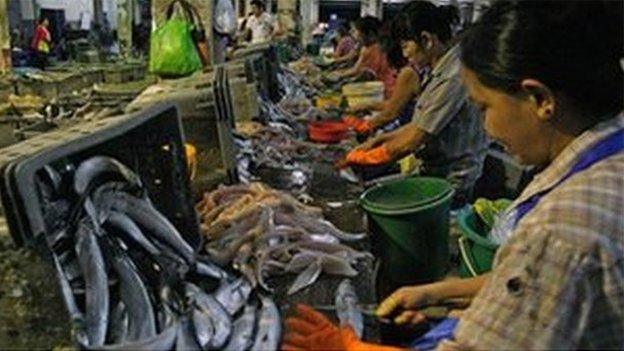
[369,67,422,127]
[333,48,358,64]
[335,46,369,78]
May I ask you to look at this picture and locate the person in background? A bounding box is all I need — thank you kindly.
[341,2,487,208]
[333,16,397,98]
[31,16,51,70]
[284,1,624,350]
[344,20,427,135]
[332,22,357,62]
[244,0,281,44]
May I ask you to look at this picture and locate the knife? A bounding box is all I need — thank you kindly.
[311,298,471,324]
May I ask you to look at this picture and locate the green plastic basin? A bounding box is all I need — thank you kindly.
[456,207,501,278]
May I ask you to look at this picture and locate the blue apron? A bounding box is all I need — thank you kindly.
[410,128,624,351]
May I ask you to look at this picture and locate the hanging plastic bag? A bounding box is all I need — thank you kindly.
[149,1,202,77]
[214,0,237,34]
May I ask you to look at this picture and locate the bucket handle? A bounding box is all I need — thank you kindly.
[458,236,478,277]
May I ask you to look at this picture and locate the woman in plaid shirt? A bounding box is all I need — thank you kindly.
[283,1,623,350]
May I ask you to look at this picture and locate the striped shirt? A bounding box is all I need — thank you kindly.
[452,113,624,350]
[411,45,489,199]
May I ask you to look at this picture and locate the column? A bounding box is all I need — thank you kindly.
[299,0,318,46]
[0,0,11,73]
[116,0,132,57]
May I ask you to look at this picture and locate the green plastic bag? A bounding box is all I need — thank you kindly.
[149,18,202,77]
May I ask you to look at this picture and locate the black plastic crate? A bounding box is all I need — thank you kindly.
[0,103,200,249]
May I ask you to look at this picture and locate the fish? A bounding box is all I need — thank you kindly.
[192,307,215,349]
[73,156,142,196]
[195,257,227,279]
[74,220,109,347]
[297,240,373,263]
[107,238,157,342]
[287,257,323,295]
[57,250,83,283]
[206,231,256,266]
[52,253,89,346]
[284,251,318,273]
[102,191,195,263]
[294,213,366,242]
[251,295,281,351]
[224,304,257,351]
[157,286,179,331]
[214,277,254,315]
[175,317,201,351]
[107,302,129,345]
[105,210,160,256]
[186,283,232,349]
[88,323,178,351]
[315,251,359,277]
[335,279,364,338]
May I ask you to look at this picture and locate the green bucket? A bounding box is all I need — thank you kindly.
[361,177,454,297]
[456,207,500,278]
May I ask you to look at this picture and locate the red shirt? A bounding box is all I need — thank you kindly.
[31,25,51,52]
[360,43,397,98]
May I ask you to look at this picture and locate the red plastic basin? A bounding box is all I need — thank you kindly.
[308,121,349,143]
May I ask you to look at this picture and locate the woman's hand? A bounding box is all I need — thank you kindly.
[376,285,439,325]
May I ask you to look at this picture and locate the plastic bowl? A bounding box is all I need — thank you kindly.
[308,121,349,143]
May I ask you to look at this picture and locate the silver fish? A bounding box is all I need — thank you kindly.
[251,295,281,351]
[316,252,359,277]
[175,317,201,351]
[103,192,195,263]
[285,251,318,273]
[89,323,177,351]
[224,304,257,351]
[105,210,160,256]
[297,241,373,263]
[52,253,89,346]
[195,258,227,279]
[215,277,254,315]
[74,156,142,196]
[186,283,232,349]
[74,220,109,347]
[108,240,157,342]
[192,307,214,349]
[107,302,129,345]
[335,279,364,338]
[287,257,323,295]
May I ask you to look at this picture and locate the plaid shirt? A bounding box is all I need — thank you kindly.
[451,113,624,350]
[412,45,489,196]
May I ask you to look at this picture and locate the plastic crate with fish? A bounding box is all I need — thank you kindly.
[0,104,280,349]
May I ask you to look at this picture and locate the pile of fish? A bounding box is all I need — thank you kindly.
[38,156,281,350]
[197,183,372,295]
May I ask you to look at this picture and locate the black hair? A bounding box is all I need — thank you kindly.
[461,0,624,120]
[353,16,382,46]
[336,21,350,37]
[379,19,406,69]
[250,0,265,11]
[38,15,48,24]
[392,1,459,44]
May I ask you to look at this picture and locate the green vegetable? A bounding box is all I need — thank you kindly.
[473,198,512,231]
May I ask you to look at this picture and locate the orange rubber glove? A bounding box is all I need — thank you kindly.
[341,327,405,351]
[282,305,406,351]
[343,115,360,128]
[343,115,374,134]
[345,145,391,165]
[282,304,344,350]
